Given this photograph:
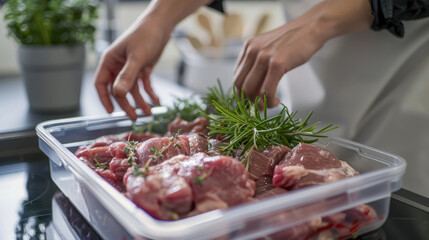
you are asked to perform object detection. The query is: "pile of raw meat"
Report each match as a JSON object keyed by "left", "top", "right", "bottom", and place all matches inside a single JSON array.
[{"left": 75, "top": 117, "right": 377, "bottom": 239}]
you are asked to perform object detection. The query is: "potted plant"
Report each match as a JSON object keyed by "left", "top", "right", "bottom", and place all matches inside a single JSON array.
[{"left": 3, "top": 0, "right": 98, "bottom": 113}]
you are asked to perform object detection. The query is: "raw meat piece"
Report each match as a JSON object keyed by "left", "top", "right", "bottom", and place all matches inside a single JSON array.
[
  {"left": 254, "top": 176, "right": 275, "bottom": 197},
  {"left": 273, "top": 143, "right": 358, "bottom": 190},
  {"left": 320, "top": 204, "right": 377, "bottom": 239},
  {"left": 188, "top": 133, "right": 209, "bottom": 155},
  {"left": 109, "top": 157, "right": 131, "bottom": 187},
  {"left": 76, "top": 146, "right": 112, "bottom": 168},
  {"left": 239, "top": 145, "right": 290, "bottom": 196},
  {"left": 76, "top": 141, "right": 141, "bottom": 192},
  {"left": 344, "top": 204, "right": 377, "bottom": 226},
  {"left": 76, "top": 145, "right": 124, "bottom": 190},
  {"left": 125, "top": 153, "right": 255, "bottom": 220},
  {"left": 135, "top": 136, "right": 190, "bottom": 166},
  {"left": 75, "top": 132, "right": 157, "bottom": 166},
  {"left": 108, "top": 142, "right": 129, "bottom": 159},
  {"left": 247, "top": 145, "right": 291, "bottom": 180},
  {"left": 95, "top": 168, "right": 124, "bottom": 192},
  {"left": 125, "top": 155, "right": 193, "bottom": 220},
  {"left": 187, "top": 154, "right": 256, "bottom": 217},
  {"left": 167, "top": 117, "right": 209, "bottom": 136},
  {"left": 91, "top": 132, "right": 158, "bottom": 148}
]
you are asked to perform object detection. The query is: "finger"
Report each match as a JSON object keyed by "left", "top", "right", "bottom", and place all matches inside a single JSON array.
[
  {"left": 115, "top": 95, "right": 138, "bottom": 121},
  {"left": 260, "top": 58, "right": 285, "bottom": 108},
  {"left": 130, "top": 84, "right": 152, "bottom": 116},
  {"left": 94, "top": 62, "right": 114, "bottom": 113},
  {"left": 241, "top": 51, "right": 270, "bottom": 101},
  {"left": 113, "top": 57, "right": 142, "bottom": 98},
  {"left": 233, "top": 39, "right": 250, "bottom": 75},
  {"left": 141, "top": 67, "right": 160, "bottom": 105},
  {"left": 233, "top": 45, "right": 258, "bottom": 92}
]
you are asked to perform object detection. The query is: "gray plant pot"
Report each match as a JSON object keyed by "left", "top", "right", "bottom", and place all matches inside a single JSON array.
[{"left": 18, "top": 44, "right": 85, "bottom": 113}]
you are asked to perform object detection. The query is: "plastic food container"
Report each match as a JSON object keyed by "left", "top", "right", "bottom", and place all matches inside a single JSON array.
[{"left": 36, "top": 112, "right": 406, "bottom": 240}]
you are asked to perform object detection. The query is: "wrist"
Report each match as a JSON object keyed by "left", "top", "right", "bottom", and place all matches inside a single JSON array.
[
  {"left": 141, "top": 0, "right": 213, "bottom": 32},
  {"left": 312, "top": 0, "right": 374, "bottom": 41}
]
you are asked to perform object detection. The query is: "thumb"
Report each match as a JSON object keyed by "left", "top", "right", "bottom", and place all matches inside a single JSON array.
[{"left": 113, "top": 57, "right": 142, "bottom": 98}]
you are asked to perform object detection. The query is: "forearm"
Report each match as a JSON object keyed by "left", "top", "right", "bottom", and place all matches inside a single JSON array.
[
  {"left": 137, "top": 0, "right": 214, "bottom": 32},
  {"left": 306, "top": 0, "right": 374, "bottom": 42}
]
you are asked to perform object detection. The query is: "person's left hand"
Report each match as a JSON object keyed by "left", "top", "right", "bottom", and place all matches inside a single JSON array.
[
  {"left": 233, "top": 0, "right": 374, "bottom": 107},
  {"left": 233, "top": 19, "right": 326, "bottom": 107}
]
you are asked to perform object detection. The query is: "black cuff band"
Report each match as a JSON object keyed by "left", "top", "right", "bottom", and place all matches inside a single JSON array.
[
  {"left": 207, "top": 0, "right": 224, "bottom": 13},
  {"left": 369, "top": 0, "right": 405, "bottom": 37}
]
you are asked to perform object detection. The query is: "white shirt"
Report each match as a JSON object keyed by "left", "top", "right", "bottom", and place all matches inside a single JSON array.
[{"left": 279, "top": 0, "right": 429, "bottom": 197}]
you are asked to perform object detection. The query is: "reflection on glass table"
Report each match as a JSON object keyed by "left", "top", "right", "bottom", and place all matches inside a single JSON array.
[{"left": 47, "top": 192, "right": 101, "bottom": 240}]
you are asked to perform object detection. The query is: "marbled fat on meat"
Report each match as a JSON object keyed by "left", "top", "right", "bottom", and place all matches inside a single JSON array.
[{"left": 273, "top": 143, "right": 359, "bottom": 190}]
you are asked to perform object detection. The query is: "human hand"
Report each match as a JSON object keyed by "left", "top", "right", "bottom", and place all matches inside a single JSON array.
[
  {"left": 95, "top": 0, "right": 214, "bottom": 120},
  {"left": 94, "top": 14, "right": 170, "bottom": 120},
  {"left": 233, "top": 0, "right": 373, "bottom": 107}
]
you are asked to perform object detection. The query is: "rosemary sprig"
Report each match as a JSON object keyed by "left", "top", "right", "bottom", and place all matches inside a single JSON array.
[
  {"left": 132, "top": 95, "right": 204, "bottom": 134},
  {"left": 203, "top": 79, "right": 235, "bottom": 114},
  {"left": 201, "top": 88, "right": 338, "bottom": 161},
  {"left": 122, "top": 141, "right": 145, "bottom": 177}
]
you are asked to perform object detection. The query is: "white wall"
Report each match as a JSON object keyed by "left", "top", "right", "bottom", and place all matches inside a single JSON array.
[{"left": 0, "top": 1, "right": 284, "bottom": 78}]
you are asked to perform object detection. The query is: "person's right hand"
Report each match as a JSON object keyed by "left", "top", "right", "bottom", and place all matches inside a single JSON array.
[
  {"left": 95, "top": 0, "right": 214, "bottom": 121},
  {"left": 95, "top": 14, "right": 171, "bottom": 120}
]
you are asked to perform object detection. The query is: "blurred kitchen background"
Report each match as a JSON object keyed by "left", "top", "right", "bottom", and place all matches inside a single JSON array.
[
  {"left": 0, "top": 0, "right": 286, "bottom": 134},
  {"left": 0, "top": 0, "right": 284, "bottom": 86}
]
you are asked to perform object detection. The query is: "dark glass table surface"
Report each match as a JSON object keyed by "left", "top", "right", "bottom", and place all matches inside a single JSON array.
[{"left": 1, "top": 147, "right": 429, "bottom": 240}]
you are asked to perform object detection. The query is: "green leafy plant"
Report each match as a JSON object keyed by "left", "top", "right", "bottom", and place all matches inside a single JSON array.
[{"left": 3, "top": 0, "right": 98, "bottom": 45}]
